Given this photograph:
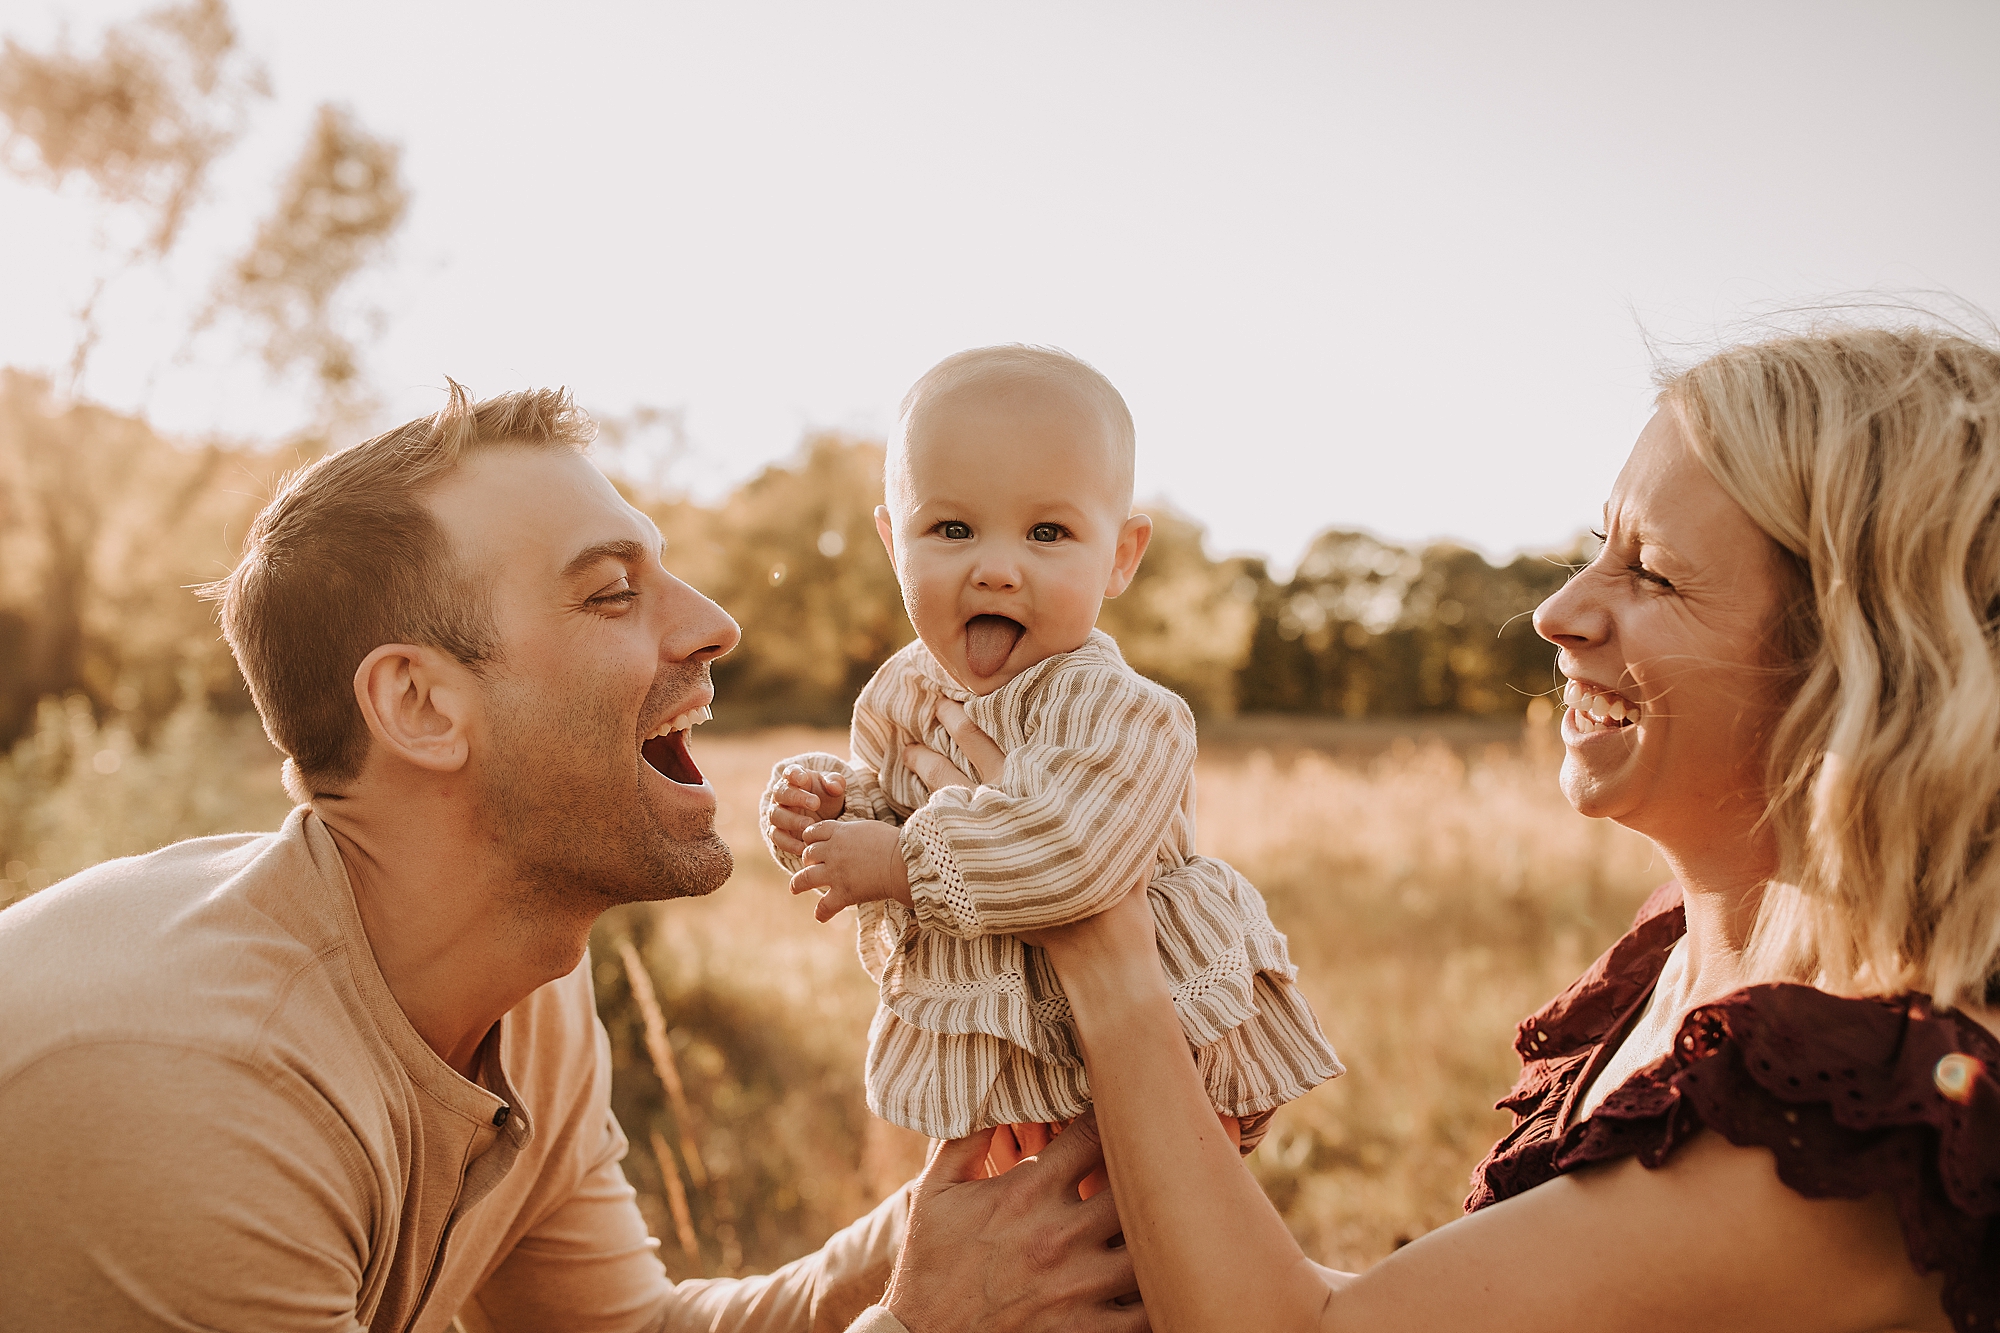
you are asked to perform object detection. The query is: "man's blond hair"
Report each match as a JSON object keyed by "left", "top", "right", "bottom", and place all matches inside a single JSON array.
[
  {"left": 202, "top": 381, "right": 594, "bottom": 794},
  {"left": 1665, "top": 327, "right": 2000, "bottom": 1008}
]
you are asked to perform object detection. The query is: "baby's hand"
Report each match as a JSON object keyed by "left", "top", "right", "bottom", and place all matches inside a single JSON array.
[
  {"left": 766, "top": 765, "right": 847, "bottom": 860},
  {"left": 791, "top": 820, "right": 911, "bottom": 922}
]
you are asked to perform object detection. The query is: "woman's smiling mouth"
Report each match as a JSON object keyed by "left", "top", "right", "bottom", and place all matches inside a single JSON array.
[{"left": 1562, "top": 679, "right": 1640, "bottom": 735}]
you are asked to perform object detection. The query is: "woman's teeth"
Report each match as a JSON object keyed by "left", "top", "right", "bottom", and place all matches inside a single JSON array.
[
  {"left": 651, "top": 704, "right": 712, "bottom": 738},
  {"left": 1561, "top": 680, "right": 1638, "bottom": 732}
]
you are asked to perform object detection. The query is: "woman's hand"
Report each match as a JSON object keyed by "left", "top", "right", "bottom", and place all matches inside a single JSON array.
[
  {"left": 901, "top": 698, "right": 1008, "bottom": 791},
  {"left": 1015, "top": 876, "right": 1163, "bottom": 1003}
]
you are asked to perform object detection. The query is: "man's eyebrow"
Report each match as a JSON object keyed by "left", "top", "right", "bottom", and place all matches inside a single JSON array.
[{"left": 559, "top": 538, "right": 653, "bottom": 580}]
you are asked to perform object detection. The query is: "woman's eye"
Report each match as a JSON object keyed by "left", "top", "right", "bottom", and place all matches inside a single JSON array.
[
  {"left": 940, "top": 521, "right": 972, "bottom": 540},
  {"left": 1629, "top": 563, "right": 1673, "bottom": 590},
  {"left": 1029, "top": 523, "right": 1065, "bottom": 543}
]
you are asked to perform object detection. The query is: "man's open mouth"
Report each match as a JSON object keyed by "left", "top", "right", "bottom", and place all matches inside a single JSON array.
[
  {"left": 642, "top": 705, "right": 711, "bottom": 785},
  {"left": 964, "top": 615, "right": 1025, "bottom": 678}
]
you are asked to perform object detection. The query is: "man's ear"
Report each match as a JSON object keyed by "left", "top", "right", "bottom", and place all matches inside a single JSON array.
[
  {"left": 874, "top": 505, "right": 897, "bottom": 565},
  {"left": 1103, "top": 513, "right": 1153, "bottom": 598},
  {"left": 353, "top": 644, "right": 474, "bottom": 776}
]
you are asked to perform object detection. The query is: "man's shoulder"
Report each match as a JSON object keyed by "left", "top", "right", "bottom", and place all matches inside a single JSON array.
[{"left": 0, "top": 809, "right": 363, "bottom": 1084}]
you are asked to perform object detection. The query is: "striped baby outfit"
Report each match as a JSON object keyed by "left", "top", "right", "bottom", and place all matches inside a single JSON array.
[{"left": 760, "top": 630, "right": 1341, "bottom": 1139}]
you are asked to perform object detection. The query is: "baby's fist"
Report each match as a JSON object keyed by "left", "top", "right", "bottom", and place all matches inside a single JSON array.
[
  {"left": 791, "top": 819, "right": 911, "bottom": 921},
  {"left": 766, "top": 765, "right": 846, "bottom": 860}
]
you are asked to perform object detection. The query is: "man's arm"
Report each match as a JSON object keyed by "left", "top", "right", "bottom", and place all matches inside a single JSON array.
[
  {"left": 0, "top": 1044, "right": 372, "bottom": 1333},
  {"left": 456, "top": 1112, "right": 909, "bottom": 1333},
  {"left": 461, "top": 1110, "right": 1144, "bottom": 1333}
]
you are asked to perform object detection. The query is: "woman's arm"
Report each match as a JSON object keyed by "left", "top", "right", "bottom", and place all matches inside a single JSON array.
[
  {"left": 1043, "top": 886, "right": 1950, "bottom": 1333},
  {"left": 1043, "top": 885, "right": 1343, "bottom": 1330}
]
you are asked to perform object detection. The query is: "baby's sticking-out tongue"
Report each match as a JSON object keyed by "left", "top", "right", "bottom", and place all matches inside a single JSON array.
[{"left": 964, "top": 615, "right": 1025, "bottom": 678}]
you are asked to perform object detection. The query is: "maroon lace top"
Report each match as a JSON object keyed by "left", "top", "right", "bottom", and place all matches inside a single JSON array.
[{"left": 1467, "top": 883, "right": 2000, "bottom": 1331}]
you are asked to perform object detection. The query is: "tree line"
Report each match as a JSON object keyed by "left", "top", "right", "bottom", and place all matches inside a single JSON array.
[{"left": 0, "top": 393, "right": 1578, "bottom": 750}]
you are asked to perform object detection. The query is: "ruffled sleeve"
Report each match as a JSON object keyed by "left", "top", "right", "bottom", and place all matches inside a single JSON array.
[{"left": 1563, "top": 987, "right": 1999, "bottom": 1332}]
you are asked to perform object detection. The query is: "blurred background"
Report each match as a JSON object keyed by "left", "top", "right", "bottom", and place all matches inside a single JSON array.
[{"left": 2, "top": 0, "right": 1995, "bottom": 1279}]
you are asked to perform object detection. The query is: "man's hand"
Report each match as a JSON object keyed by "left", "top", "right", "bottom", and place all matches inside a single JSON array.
[
  {"left": 792, "top": 819, "right": 911, "bottom": 921},
  {"left": 883, "top": 1113, "right": 1146, "bottom": 1333},
  {"left": 766, "top": 765, "right": 847, "bottom": 860}
]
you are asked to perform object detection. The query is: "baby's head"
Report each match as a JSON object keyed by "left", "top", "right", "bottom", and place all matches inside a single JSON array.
[{"left": 875, "top": 345, "right": 1152, "bottom": 695}]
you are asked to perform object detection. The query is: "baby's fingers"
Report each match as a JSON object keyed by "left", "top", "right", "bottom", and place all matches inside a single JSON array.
[
  {"left": 768, "top": 799, "right": 818, "bottom": 838},
  {"left": 776, "top": 772, "right": 825, "bottom": 813},
  {"left": 813, "top": 883, "right": 861, "bottom": 923},
  {"left": 789, "top": 863, "right": 833, "bottom": 897}
]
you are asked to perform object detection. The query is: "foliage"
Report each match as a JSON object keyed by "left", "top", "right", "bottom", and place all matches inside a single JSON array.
[
  {"left": 1236, "top": 530, "right": 1580, "bottom": 717},
  {"left": 0, "top": 392, "right": 1579, "bottom": 753},
  {"left": 0, "top": 369, "right": 289, "bottom": 741},
  {"left": 0, "top": 0, "right": 405, "bottom": 418},
  {"left": 0, "top": 687, "right": 291, "bottom": 907},
  {"left": 0, "top": 0, "right": 265, "bottom": 257},
  {"left": 206, "top": 101, "right": 409, "bottom": 408},
  {"left": 1096, "top": 506, "right": 1259, "bottom": 717}
]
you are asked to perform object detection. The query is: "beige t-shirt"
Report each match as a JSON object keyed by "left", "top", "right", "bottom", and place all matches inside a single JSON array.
[{"left": 0, "top": 807, "right": 909, "bottom": 1333}]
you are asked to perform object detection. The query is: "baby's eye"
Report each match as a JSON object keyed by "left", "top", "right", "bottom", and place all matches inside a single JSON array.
[
  {"left": 1029, "top": 523, "right": 1067, "bottom": 543},
  {"left": 939, "top": 521, "right": 972, "bottom": 540}
]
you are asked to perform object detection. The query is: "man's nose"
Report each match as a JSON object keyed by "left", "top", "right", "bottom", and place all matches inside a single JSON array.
[{"left": 661, "top": 575, "right": 741, "bottom": 663}]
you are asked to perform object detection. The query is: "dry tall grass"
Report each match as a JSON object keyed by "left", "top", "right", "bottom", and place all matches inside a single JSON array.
[{"left": 2, "top": 704, "right": 1662, "bottom": 1277}]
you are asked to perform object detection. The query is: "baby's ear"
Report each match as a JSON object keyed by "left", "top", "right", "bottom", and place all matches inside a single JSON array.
[
  {"left": 1103, "top": 513, "right": 1153, "bottom": 598},
  {"left": 874, "top": 505, "right": 896, "bottom": 563}
]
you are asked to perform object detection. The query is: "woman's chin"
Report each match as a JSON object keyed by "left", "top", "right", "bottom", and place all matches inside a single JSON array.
[{"left": 1558, "top": 735, "right": 1644, "bottom": 819}]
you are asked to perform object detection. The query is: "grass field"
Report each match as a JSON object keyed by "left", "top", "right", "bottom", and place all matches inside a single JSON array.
[{"left": 0, "top": 700, "right": 1664, "bottom": 1278}]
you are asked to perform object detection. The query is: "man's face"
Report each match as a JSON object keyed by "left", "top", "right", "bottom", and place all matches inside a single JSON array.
[{"left": 427, "top": 445, "right": 741, "bottom": 909}]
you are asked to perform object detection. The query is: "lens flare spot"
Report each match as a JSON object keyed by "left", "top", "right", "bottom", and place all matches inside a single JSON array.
[{"left": 1934, "top": 1052, "right": 1984, "bottom": 1104}]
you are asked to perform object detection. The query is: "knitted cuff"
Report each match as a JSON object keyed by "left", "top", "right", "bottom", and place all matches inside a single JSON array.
[{"left": 898, "top": 806, "right": 983, "bottom": 937}]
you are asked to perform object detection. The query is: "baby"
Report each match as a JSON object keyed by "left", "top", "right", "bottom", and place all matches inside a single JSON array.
[{"left": 759, "top": 345, "right": 1340, "bottom": 1158}]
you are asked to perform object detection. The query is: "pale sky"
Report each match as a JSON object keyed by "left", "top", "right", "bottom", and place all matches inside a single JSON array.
[{"left": 4, "top": 0, "right": 1997, "bottom": 572}]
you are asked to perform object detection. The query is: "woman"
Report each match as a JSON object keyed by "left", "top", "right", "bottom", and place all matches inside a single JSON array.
[{"left": 913, "top": 327, "right": 1999, "bottom": 1331}]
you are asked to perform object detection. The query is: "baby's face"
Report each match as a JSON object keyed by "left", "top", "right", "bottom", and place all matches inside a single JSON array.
[{"left": 876, "top": 381, "right": 1149, "bottom": 695}]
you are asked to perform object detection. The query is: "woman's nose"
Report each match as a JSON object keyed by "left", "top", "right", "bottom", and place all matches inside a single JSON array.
[{"left": 1533, "top": 567, "right": 1607, "bottom": 650}]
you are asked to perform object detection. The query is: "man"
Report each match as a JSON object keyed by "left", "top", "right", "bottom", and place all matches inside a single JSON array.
[{"left": 0, "top": 386, "right": 1144, "bottom": 1332}]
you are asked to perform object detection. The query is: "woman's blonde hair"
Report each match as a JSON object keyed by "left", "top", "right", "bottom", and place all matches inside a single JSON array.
[{"left": 1664, "top": 327, "right": 2000, "bottom": 1010}]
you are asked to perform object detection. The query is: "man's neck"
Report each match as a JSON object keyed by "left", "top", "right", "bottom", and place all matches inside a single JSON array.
[{"left": 314, "top": 791, "right": 592, "bottom": 1079}]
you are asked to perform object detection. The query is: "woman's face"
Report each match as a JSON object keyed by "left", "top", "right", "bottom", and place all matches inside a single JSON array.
[{"left": 1533, "top": 408, "right": 1794, "bottom": 849}]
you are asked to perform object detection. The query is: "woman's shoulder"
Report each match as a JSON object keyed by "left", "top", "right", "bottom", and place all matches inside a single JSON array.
[
  {"left": 1476, "top": 955, "right": 2000, "bottom": 1331},
  {"left": 1589, "top": 986, "right": 1997, "bottom": 1331}
]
